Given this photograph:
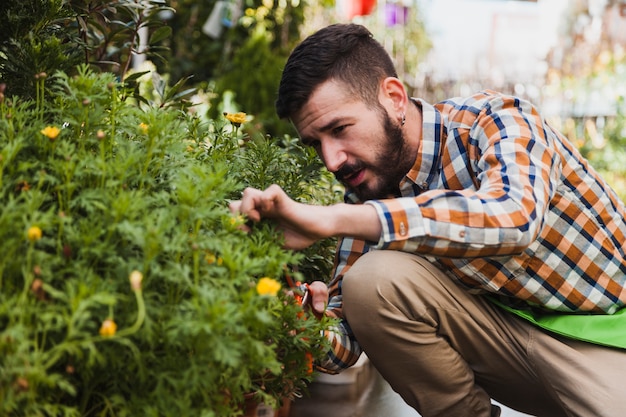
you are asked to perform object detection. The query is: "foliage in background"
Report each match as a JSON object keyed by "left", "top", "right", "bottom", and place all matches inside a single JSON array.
[
  {"left": 0, "top": 0, "right": 81, "bottom": 99},
  {"left": 575, "top": 95, "right": 626, "bottom": 202},
  {"left": 0, "top": 66, "right": 335, "bottom": 416},
  {"left": 543, "top": 1, "right": 626, "bottom": 202},
  {"left": 1, "top": 0, "right": 311, "bottom": 136},
  {"left": 0, "top": 0, "right": 174, "bottom": 100},
  {"left": 161, "top": 0, "right": 308, "bottom": 136}
]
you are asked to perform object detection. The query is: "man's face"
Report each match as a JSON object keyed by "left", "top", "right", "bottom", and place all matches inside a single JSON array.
[{"left": 292, "top": 80, "right": 414, "bottom": 201}]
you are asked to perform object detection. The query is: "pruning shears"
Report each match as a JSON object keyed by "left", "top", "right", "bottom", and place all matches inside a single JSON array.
[{"left": 285, "top": 270, "right": 323, "bottom": 319}]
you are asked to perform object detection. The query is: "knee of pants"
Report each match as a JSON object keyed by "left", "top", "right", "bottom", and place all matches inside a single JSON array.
[
  {"left": 342, "top": 251, "right": 425, "bottom": 329},
  {"left": 342, "top": 251, "right": 388, "bottom": 335},
  {"left": 343, "top": 250, "right": 387, "bottom": 297},
  {"left": 342, "top": 251, "right": 452, "bottom": 333}
]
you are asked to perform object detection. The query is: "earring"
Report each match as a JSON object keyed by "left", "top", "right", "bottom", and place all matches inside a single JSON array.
[{"left": 401, "top": 113, "right": 406, "bottom": 126}]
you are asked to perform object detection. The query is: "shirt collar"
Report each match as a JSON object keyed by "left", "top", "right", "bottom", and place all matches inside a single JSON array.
[{"left": 400, "top": 98, "right": 444, "bottom": 195}]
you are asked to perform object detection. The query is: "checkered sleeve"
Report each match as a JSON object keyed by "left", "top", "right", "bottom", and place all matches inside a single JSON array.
[
  {"left": 368, "top": 94, "right": 559, "bottom": 259},
  {"left": 316, "top": 235, "right": 369, "bottom": 373}
]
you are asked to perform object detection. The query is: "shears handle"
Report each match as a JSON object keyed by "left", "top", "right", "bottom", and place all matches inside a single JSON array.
[{"left": 297, "top": 283, "right": 323, "bottom": 319}]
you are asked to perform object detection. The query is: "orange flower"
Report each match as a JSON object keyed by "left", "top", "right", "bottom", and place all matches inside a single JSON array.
[
  {"left": 224, "top": 112, "right": 246, "bottom": 126},
  {"left": 99, "top": 318, "right": 117, "bottom": 337},
  {"left": 205, "top": 251, "right": 223, "bottom": 265},
  {"left": 41, "top": 126, "right": 60, "bottom": 140},
  {"left": 304, "top": 352, "right": 314, "bottom": 375},
  {"left": 138, "top": 122, "right": 149, "bottom": 134},
  {"left": 256, "top": 277, "right": 281, "bottom": 297},
  {"left": 16, "top": 180, "right": 30, "bottom": 192}
]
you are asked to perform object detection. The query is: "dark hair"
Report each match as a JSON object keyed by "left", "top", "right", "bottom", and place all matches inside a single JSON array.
[{"left": 275, "top": 24, "right": 398, "bottom": 120}]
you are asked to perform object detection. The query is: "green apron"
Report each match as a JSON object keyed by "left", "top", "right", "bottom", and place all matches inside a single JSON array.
[{"left": 489, "top": 298, "right": 626, "bottom": 349}]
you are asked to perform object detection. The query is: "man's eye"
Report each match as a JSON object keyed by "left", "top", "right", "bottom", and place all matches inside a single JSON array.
[{"left": 332, "top": 125, "right": 346, "bottom": 135}]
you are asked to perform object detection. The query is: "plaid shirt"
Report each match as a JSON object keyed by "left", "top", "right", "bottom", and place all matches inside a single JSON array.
[{"left": 319, "top": 90, "right": 626, "bottom": 373}]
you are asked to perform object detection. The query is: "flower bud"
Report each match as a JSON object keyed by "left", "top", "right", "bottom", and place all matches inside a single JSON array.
[
  {"left": 99, "top": 318, "right": 117, "bottom": 337},
  {"left": 129, "top": 270, "right": 143, "bottom": 291}
]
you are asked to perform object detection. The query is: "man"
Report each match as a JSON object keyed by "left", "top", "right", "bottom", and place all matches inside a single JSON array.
[{"left": 230, "top": 24, "right": 626, "bottom": 417}]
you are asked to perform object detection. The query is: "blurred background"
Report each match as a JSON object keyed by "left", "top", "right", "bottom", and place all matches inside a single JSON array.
[
  {"left": 2, "top": 0, "right": 625, "bottom": 192},
  {"left": 158, "top": 0, "right": 626, "bottom": 199}
]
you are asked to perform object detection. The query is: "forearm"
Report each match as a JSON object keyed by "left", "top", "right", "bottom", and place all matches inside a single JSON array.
[{"left": 328, "top": 202, "right": 381, "bottom": 242}]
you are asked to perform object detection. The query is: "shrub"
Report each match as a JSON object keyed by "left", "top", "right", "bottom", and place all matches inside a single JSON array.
[{"left": 0, "top": 66, "right": 335, "bottom": 416}]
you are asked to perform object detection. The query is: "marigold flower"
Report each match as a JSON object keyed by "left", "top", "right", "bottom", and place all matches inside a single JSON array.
[
  {"left": 31, "top": 278, "right": 46, "bottom": 301},
  {"left": 41, "top": 126, "right": 60, "bottom": 140},
  {"left": 224, "top": 112, "right": 246, "bottom": 126},
  {"left": 206, "top": 252, "right": 216, "bottom": 264},
  {"left": 138, "top": 122, "right": 149, "bottom": 134},
  {"left": 16, "top": 180, "right": 30, "bottom": 192},
  {"left": 205, "top": 251, "right": 223, "bottom": 265},
  {"left": 99, "top": 318, "right": 117, "bottom": 337},
  {"left": 229, "top": 214, "right": 244, "bottom": 226},
  {"left": 15, "top": 377, "right": 29, "bottom": 392},
  {"left": 27, "top": 226, "right": 42, "bottom": 242},
  {"left": 305, "top": 351, "right": 314, "bottom": 375},
  {"left": 256, "top": 277, "right": 281, "bottom": 297},
  {"left": 129, "top": 270, "right": 143, "bottom": 291}
]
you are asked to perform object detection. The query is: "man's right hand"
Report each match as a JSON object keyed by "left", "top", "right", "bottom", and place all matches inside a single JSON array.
[{"left": 228, "top": 184, "right": 382, "bottom": 250}]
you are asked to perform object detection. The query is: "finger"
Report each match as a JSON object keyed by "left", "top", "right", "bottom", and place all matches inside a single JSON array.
[
  {"left": 228, "top": 200, "right": 242, "bottom": 214},
  {"left": 308, "top": 281, "right": 329, "bottom": 315},
  {"left": 239, "top": 188, "right": 262, "bottom": 222}
]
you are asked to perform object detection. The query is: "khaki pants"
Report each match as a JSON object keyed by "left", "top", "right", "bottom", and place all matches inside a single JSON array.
[{"left": 342, "top": 251, "right": 626, "bottom": 417}]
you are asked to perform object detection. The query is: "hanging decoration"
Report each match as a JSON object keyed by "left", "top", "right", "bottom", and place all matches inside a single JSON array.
[
  {"left": 202, "top": 0, "right": 242, "bottom": 39},
  {"left": 385, "top": 2, "right": 410, "bottom": 27},
  {"left": 338, "top": 0, "right": 377, "bottom": 20}
]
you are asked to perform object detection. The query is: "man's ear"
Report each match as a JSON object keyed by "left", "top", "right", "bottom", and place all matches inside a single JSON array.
[{"left": 378, "top": 77, "right": 408, "bottom": 114}]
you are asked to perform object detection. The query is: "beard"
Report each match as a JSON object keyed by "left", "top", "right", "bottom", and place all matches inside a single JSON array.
[{"left": 335, "top": 109, "right": 415, "bottom": 201}]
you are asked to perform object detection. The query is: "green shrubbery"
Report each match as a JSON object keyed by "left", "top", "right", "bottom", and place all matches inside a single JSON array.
[
  {"left": 0, "top": 65, "right": 338, "bottom": 416},
  {"left": 1, "top": 1, "right": 342, "bottom": 415}
]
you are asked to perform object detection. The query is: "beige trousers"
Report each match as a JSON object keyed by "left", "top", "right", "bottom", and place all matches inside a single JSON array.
[{"left": 341, "top": 251, "right": 626, "bottom": 417}]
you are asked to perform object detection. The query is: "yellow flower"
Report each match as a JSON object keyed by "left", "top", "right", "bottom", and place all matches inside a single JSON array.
[
  {"left": 205, "top": 251, "right": 224, "bottom": 266},
  {"left": 229, "top": 214, "right": 244, "bottom": 226},
  {"left": 138, "top": 122, "right": 149, "bottom": 134},
  {"left": 129, "top": 270, "right": 143, "bottom": 291},
  {"left": 256, "top": 277, "right": 281, "bottom": 297},
  {"left": 224, "top": 112, "right": 247, "bottom": 126},
  {"left": 99, "top": 318, "right": 117, "bottom": 337},
  {"left": 41, "top": 126, "right": 60, "bottom": 140},
  {"left": 27, "top": 226, "right": 42, "bottom": 242}
]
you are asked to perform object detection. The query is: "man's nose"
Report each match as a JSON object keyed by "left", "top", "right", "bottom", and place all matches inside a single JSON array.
[{"left": 320, "top": 140, "right": 347, "bottom": 173}]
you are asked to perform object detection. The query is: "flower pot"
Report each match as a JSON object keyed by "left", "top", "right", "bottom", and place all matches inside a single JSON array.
[{"left": 242, "top": 394, "right": 291, "bottom": 417}]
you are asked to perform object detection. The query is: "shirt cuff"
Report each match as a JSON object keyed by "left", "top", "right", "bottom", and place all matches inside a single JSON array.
[{"left": 365, "top": 199, "right": 427, "bottom": 249}]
